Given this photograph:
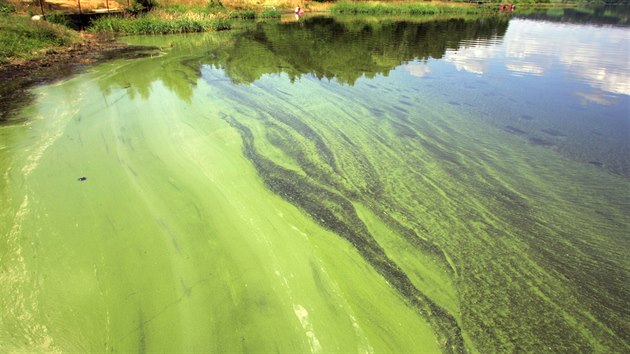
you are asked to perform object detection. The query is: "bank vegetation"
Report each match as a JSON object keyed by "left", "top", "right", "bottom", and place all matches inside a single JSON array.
[{"left": 0, "top": 0, "right": 622, "bottom": 63}]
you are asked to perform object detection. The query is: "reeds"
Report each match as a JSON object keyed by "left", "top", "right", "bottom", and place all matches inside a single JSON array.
[{"left": 88, "top": 14, "right": 231, "bottom": 34}]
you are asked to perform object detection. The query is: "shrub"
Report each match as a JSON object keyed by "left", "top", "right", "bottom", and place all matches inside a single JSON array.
[
  {"left": 205, "top": 0, "right": 224, "bottom": 13},
  {"left": 46, "top": 13, "right": 72, "bottom": 28},
  {"left": 260, "top": 8, "right": 281, "bottom": 18},
  {"left": 230, "top": 10, "right": 256, "bottom": 19},
  {"left": 135, "top": 0, "right": 157, "bottom": 10},
  {"left": 0, "top": 0, "right": 16, "bottom": 15}
]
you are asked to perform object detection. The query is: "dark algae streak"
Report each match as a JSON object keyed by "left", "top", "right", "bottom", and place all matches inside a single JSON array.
[
  {"left": 222, "top": 113, "right": 466, "bottom": 353},
  {"left": 186, "top": 15, "right": 629, "bottom": 352}
]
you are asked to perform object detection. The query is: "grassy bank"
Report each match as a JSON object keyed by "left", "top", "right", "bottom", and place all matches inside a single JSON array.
[
  {"left": 0, "top": 0, "right": 578, "bottom": 61},
  {"left": 87, "top": 1, "right": 282, "bottom": 35},
  {"left": 0, "top": 8, "right": 81, "bottom": 63}
]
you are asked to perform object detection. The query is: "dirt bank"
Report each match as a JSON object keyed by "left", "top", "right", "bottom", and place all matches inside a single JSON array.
[{"left": 1, "top": 32, "right": 122, "bottom": 69}]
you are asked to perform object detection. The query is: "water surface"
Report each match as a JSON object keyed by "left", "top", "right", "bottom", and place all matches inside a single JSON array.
[{"left": 1, "top": 14, "right": 628, "bottom": 353}]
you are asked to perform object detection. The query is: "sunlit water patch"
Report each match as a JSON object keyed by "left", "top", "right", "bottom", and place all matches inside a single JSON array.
[{"left": 1, "top": 13, "right": 628, "bottom": 353}]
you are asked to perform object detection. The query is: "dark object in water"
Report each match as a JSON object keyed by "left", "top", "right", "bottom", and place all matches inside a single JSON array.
[
  {"left": 528, "top": 137, "right": 554, "bottom": 146},
  {"left": 504, "top": 126, "right": 527, "bottom": 135},
  {"left": 588, "top": 161, "right": 603, "bottom": 167},
  {"left": 542, "top": 129, "right": 566, "bottom": 137},
  {"left": 77, "top": 177, "right": 87, "bottom": 181}
]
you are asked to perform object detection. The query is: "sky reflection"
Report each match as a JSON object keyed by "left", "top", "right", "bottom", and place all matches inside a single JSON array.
[{"left": 443, "top": 19, "right": 630, "bottom": 99}]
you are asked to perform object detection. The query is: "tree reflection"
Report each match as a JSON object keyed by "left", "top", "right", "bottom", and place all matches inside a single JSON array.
[
  {"left": 93, "top": 16, "right": 509, "bottom": 102},
  {"left": 96, "top": 46, "right": 200, "bottom": 103},
  {"left": 200, "top": 16, "right": 509, "bottom": 85}
]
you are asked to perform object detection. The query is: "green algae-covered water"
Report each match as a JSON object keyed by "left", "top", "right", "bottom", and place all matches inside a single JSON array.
[{"left": 1, "top": 14, "right": 629, "bottom": 353}]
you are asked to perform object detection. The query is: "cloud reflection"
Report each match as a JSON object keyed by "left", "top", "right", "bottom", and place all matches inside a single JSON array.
[
  {"left": 443, "top": 39, "right": 503, "bottom": 74},
  {"left": 404, "top": 62, "right": 432, "bottom": 77},
  {"left": 443, "top": 19, "right": 630, "bottom": 98},
  {"left": 575, "top": 91, "right": 616, "bottom": 106},
  {"left": 504, "top": 62, "right": 544, "bottom": 76}
]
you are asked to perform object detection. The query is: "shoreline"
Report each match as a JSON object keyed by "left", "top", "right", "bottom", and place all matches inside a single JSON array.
[
  {"left": 0, "top": 32, "right": 124, "bottom": 78},
  {"left": 0, "top": 32, "right": 151, "bottom": 124}
]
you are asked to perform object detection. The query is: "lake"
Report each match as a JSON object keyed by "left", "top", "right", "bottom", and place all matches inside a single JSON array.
[{"left": 1, "top": 9, "right": 628, "bottom": 353}]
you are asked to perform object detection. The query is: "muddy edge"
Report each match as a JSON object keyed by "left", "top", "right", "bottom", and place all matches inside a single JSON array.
[{"left": 0, "top": 33, "right": 148, "bottom": 124}]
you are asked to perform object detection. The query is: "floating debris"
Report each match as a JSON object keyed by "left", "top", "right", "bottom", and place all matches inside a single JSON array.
[
  {"left": 542, "top": 129, "right": 567, "bottom": 137},
  {"left": 504, "top": 126, "right": 527, "bottom": 136}
]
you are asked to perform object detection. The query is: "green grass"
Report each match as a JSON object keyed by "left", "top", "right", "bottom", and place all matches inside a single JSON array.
[
  {"left": 0, "top": 14, "right": 80, "bottom": 63},
  {"left": 0, "top": 0, "right": 15, "bottom": 15},
  {"left": 260, "top": 8, "right": 281, "bottom": 18},
  {"left": 331, "top": 2, "right": 487, "bottom": 15},
  {"left": 88, "top": 15, "right": 231, "bottom": 34}
]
